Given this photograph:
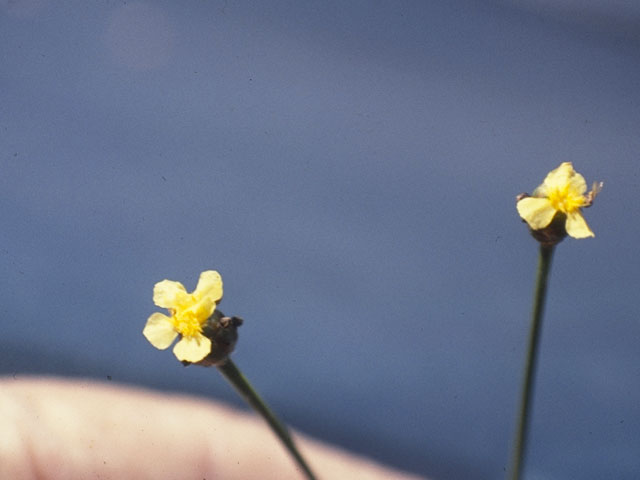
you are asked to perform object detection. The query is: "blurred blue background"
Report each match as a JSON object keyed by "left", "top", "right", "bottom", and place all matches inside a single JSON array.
[{"left": 2, "top": 1, "right": 639, "bottom": 478}]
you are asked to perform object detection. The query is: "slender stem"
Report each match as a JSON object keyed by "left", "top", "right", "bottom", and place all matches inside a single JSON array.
[
  {"left": 509, "top": 244, "right": 555, "bottom": 480},
  {"left": 217, "top": 359, "right": 317, "bottom": 480}
]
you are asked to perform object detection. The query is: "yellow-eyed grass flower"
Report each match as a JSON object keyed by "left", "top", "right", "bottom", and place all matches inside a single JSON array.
[
  {"left": 142, "top": 270, "right": 317, "bottom": 480},
  {"left": 143, "top": 270, "right": 223, "bottom": 363},
  {"left": 517, "top": 162, "right": 602, "bottom": 245},
  {"left": 510, "top": 163, "right": 601, "bottom": 480}
]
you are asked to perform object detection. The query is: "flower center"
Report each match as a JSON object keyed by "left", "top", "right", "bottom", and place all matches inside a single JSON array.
[
  {"left": 171, "top": 307, "right": 204, "bottom": 338},
  {"left": 547, "top": 185, "right": 584, "bottom": 214}
]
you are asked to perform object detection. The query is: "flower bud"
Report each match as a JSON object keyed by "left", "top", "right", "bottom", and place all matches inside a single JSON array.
[{"left": 183, "top": 310, "right": 244, "bottom": 367}]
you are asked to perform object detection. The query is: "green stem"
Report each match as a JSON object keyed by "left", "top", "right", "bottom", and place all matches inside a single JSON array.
[
  {"left": 509, "top": 244, "right": 555, "bottom": 480},
  {"left": 217, "top": 359, "right": 317, "bottom": 480}
]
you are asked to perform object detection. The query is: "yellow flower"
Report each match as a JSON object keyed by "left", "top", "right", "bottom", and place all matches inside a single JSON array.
[
  {"left": 517, "top": 162, "right": 601, "bottom": 239},
  {"left": 143, "top": 270, "right": 223, "bottom": 362}
]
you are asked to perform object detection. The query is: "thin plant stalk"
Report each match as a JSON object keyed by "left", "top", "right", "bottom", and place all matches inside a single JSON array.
[
  {"left": 509, "top": 244, "right": 555, "bottom": 480},
  {"left": 217, "top": 359, "right": 317, "bottom": 480}
]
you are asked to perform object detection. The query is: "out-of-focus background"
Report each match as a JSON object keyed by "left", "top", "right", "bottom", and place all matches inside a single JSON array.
[{"left": 2, "top": 1, "right": 639, "bottom": 478}]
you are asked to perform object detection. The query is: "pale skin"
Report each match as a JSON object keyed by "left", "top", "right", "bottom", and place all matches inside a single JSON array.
[{"left": 0, "top": 377, "right": 426, "bottom": 480}]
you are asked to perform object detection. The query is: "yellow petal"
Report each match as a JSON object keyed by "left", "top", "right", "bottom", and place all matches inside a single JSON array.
[
  {"left": 153, "top": 280, "right": 188, "bottom": 309},
  {"left": 542, "top": 162, "right": 573, "bottom": 189},
  {"left": 516, "top": 197, "right": 557, "bottom": 229},
  {"left": 189, "top": 270, "right": 223, "bottom": 319},
  {"left": 143, "top": 313, "right": 178, "bottom": 349},
  {"left": 173, "top": 334, "right": 212, "bottom": 362},
  {"left": 194, "top": 271, "right": 223, "bottom": 302},
  {"left": 567, "top": 170, "right": 587, "bottom": 197},
  {"left": 565, "top": 211, "right": 594, "bottom": 238}
]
